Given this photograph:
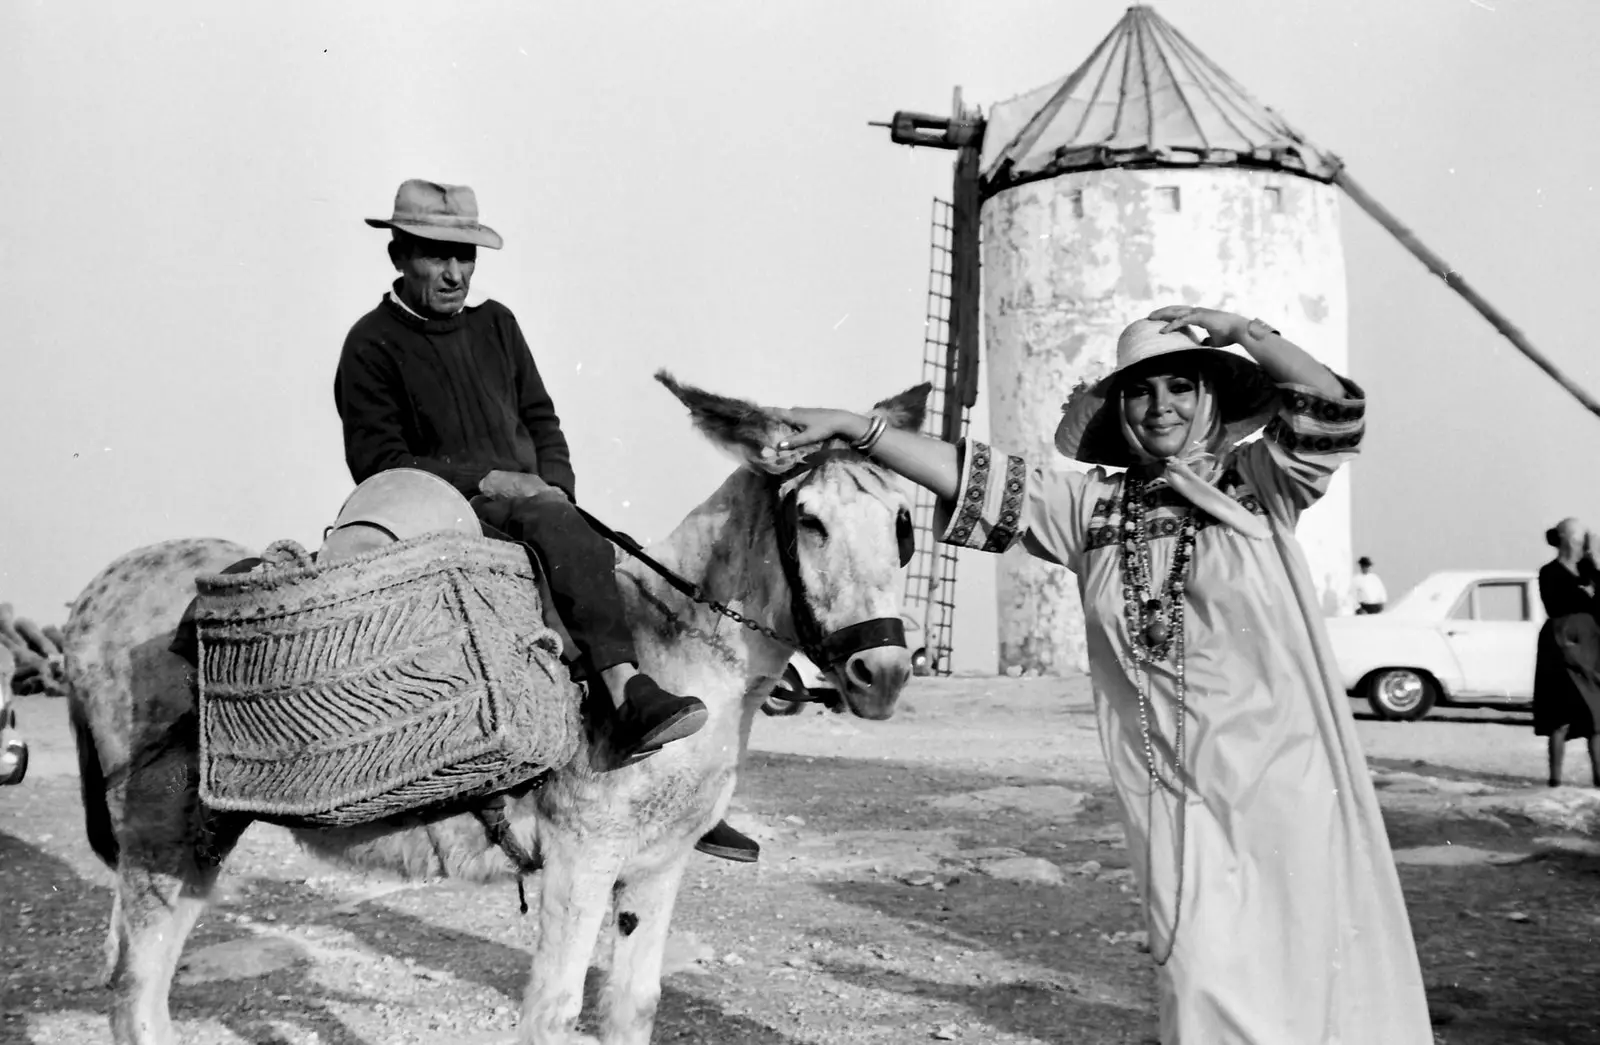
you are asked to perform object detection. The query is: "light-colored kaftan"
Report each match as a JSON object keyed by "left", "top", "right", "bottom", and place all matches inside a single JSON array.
[{"left": 938, "top": 376, "right": 1432, "bottom": 1044}]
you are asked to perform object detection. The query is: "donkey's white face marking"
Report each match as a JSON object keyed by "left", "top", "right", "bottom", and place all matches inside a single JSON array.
[
  {"left": 784, "top": 458, "right": 914, "bottom": 717},
  {"left": 787, "top": 458, "right": 909, "bottom": 630}
]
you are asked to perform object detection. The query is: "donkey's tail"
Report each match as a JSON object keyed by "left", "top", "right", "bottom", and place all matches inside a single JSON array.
[{"left": 67, "top": 692, "right": 120, "bottom": 868}]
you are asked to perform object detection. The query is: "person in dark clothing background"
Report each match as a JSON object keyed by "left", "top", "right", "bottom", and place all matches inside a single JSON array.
[
  {"left": 333, "top": 179, "right": 756, "bottom": 861},
  {"left": 1533, "top": 517, "right": 1600, "bottom": 788}
]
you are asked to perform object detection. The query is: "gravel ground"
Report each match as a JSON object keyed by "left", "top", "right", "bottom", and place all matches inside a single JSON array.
[{"left": 3, "top": 678, "right": 1598, "bottom": 1044}]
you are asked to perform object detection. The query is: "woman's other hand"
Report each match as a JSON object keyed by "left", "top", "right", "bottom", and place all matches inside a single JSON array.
[
  {"left": 771, "top": 408, "right": 870, "bottom": 452},
  {"left": 1148, "top": 305, "right": 1246, "bottom": 348}
]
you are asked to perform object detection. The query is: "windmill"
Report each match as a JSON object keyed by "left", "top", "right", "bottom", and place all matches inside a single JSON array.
[{"left": 877, "top": 4, "right": 1597, "bottom": 675}]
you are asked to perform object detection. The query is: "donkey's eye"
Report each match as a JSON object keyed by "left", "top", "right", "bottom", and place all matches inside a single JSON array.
[{"left": 799, "top": 515, "right": 828, "bottom": 540}]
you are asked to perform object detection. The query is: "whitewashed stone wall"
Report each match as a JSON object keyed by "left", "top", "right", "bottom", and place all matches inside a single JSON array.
[{"left": 980, "top": 166, "right": 1352, "bottom": 675}]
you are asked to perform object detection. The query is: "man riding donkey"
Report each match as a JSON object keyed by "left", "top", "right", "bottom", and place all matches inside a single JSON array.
[{"left": 331, "top": 178, "right": 757, "bottom": 862}]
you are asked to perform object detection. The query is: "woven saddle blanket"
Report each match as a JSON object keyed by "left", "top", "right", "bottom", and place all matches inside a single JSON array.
[{"left": 180, "top": 532, "right": 583, "bottom": 829}]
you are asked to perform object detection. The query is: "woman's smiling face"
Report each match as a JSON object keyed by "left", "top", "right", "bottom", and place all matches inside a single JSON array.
[{"left": 1120, "top": 366, "right": 1200, "bottom": 459}]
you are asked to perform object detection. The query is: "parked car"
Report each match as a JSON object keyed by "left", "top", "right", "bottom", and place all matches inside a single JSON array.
[
  {"left": 761, "top": 613, "right": 930, "bottom": 717},
  {"left": 1323, "top": 570, "right": 1543, "bottom": 721}
]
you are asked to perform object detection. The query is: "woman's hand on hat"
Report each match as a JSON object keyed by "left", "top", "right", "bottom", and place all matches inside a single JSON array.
[
  {"left": 770, "top": 408, "right": 870, "bottom": 453},
  {"left": 1148, "top": 305, "right": 1245, "bottom": 348}
]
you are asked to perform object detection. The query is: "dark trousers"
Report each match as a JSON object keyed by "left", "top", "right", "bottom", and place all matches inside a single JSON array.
[{"left": 472, "top": 494, "right": 638, "bottom": 672}]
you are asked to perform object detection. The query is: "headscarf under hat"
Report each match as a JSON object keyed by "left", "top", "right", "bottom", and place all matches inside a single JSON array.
[
  {"left": 1115, "top": 373, "right": 1271, "bottom": 541},
  {"left": 1056, "top": 319, "right": 1278, "bottom": 541}
]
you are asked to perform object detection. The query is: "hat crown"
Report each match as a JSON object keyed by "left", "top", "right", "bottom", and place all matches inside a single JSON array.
[
  {"left": 1114, "top": 319, "right": 1205, "bottom": 373},
  {"left": 391, "top": 179, "right": 481, "bottom": 228}
]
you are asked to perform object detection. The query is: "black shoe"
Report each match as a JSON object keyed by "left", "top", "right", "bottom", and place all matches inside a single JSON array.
[
  {"left": 695, "top": 819, "right": 760, "bottom": 863},
  {"left": 612, "top": 675, "right": 708, "bottom": 762}
]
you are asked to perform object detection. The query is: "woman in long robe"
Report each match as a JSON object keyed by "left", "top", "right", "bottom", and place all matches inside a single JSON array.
[
  {"left": 1532, "top": 518, "right": 1600, "bottom": 787},
  {"left": 776, "top": 305, "right": 1432, "bottom": 1044}
]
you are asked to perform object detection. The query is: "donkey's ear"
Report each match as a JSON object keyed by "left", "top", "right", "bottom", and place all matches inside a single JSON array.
[
  {"left": 869, "top": 382, "right": 932, "bottom": 434},
  {"left": 656, "top": 370, "right": 808, "bottom": 474}
]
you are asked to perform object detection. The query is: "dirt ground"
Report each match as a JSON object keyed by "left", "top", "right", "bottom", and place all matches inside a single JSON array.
[{"left": 4, "top": 677, "right": 1599, "bottom": 1045}]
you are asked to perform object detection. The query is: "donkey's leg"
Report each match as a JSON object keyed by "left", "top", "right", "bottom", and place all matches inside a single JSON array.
[
  {"left": 109, "top": 862, "right": 218, "bottom": 1044},
  {"left": 596, "top": 857, "right": 688, "bottom": 1045},
  {"left": 519, "top": 837, "right": 619, "bottom": 1045},
  {"left": 107, "top": 781, "right": 246, "bottom": 1044}
]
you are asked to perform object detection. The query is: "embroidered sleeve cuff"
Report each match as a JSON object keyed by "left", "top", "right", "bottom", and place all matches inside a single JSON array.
[
  {"left": 1263, "top": 375, "right": 1366, "bottom": 455},
  {"left": 936, "top": 440, "right": 1030, "bottom": 553}
]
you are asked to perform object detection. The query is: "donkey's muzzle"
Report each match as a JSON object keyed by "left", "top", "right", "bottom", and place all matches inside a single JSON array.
[{"left": 838, "top": 645, "right": 912, "bottom": 720}]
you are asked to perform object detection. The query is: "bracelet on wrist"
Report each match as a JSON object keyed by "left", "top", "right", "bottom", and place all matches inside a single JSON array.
[
  {"left": 1246, "top": 317, "right": 1281, "bottom": 340},
  {"left": 852, "top": 415, "right": 888, "bottom": 455}
]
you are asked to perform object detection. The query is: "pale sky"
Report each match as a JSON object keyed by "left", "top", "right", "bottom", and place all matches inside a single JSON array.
[{"left": 4, "top": 0, "right": 1596, "bottom": 672}]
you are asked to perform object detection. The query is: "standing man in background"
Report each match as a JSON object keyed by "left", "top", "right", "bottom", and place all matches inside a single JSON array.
[{"left": 1353, "top": 556, "right": 1388, "bottom": 614}]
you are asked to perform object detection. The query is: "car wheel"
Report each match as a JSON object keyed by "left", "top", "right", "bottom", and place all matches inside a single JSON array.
[
  {"left": 0, "top": 724, "right": 27, "bottom": 786},
  {"left": 1365, "top": 669, "right": 1438, "bottom": 722},
  {"left": 761, "top": 664, "right": 810, "bottom": 717}
]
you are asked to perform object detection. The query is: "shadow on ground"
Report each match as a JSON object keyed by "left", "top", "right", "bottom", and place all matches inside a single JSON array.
[
  {"left": 738, "top": 750, "right": 1600, "bottom": 1045},
  {"left": 4, "top": 775, "right": 809, "bottom": 1044},
  {"left": 8, "top": 738, "right": 1599, "bottom": 1045}
]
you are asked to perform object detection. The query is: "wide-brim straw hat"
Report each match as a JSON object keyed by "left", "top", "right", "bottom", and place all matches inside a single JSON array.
[
  {"left": 1054, "top": 319, "right": 1278, "bottom": 467},
  {"left": 365, "top": 179, "right": 504, "bottom": 250}
]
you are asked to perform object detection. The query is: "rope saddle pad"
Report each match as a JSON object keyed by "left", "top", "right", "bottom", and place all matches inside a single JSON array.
[{"left": 192, "top": 531, "right": 581, "bottom": 828}]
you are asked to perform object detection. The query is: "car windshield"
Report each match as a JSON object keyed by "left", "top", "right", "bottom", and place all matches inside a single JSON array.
[{"left": 1387, "top": 575, "right": 1478, "bottom": 620}]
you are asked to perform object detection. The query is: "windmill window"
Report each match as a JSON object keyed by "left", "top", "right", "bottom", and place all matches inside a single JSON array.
[
  {"left": 1264, "top": 186, "right": 1284, "bottom": 212},
  {"left": 1154, "top": 186, "right": 1181, "bottom": 213},
  {"left": 1068, "top": 190, "right": 1084, "bottom": 218}
]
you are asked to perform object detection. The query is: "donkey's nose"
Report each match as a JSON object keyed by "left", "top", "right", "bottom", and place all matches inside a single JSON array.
[{"left": 844, "top": 647, "right": 911, "bottom": 704}]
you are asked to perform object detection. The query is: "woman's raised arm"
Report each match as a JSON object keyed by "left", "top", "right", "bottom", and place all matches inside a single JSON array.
[
  {"left": 774, "top": 408, "right": 962, "bottom": 502},
  {"left": 1149, "top": 305, "right": 1345, "bottom": 398}
]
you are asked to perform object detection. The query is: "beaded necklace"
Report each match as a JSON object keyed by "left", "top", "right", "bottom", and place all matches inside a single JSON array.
[{"left": 1118, "top": 472, "right": 1196, "bottom": 966}]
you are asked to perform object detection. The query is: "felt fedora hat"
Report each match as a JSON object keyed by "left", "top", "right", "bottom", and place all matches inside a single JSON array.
[
  {"left": 1053, "top": 319, "right": 1278, "bottom": 467},
  {"left": 365, "top": 179, "right": 504, "bottom": 249}
]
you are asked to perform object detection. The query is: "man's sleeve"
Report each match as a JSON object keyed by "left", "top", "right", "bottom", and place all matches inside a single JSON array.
[{"left": 507, "top": 315, "right": 577, "bottom": 502}]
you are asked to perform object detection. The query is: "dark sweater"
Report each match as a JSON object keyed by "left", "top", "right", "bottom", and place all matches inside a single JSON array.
[{"left": 333, "top": 287, "right": 576, "bottom": 501}]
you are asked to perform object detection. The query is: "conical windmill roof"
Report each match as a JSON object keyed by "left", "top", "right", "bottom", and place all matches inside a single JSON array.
[{"left": 980, "top": 5, "right": 1342, "bottom": 197}]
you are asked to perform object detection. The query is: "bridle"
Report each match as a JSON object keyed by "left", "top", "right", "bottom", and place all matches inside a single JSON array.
[
  {"left": 767, "top": 448, "right": 911, "bottom": 671},
  {"left": 575, "top": 446, "right": 912, "bottom": 674}
]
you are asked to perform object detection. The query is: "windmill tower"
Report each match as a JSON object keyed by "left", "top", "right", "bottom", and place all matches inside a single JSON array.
[
  {"left": 882, "top": 5, "right": 1593, "bottom": 677},
  {"left": 979, "top": 6, "right": 1351, "bottom": 673}
]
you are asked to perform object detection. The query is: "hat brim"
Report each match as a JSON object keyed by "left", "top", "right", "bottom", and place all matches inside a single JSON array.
[
  {"left": 366, "top": 218, "right": 503, "bottom": 250},
  {"left": 1054, "top": 347, "right": 1278, "bottom": 467}
]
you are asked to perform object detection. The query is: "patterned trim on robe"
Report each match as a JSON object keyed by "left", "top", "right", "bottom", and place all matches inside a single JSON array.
[
  {"left": 941, "top": 442, "right": 1030, "bottom": 553},
  {"left": 1262, "top": 378, "right": 1367, "bottom": 454},
  {"left": 1082, "top": 466, "right": 1266, "bottom": 551},
  {"left": 936, "top": 379, "right": 1365, "bottom": 555}
]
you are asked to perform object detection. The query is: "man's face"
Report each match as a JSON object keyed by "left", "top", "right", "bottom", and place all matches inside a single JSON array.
[{"left": 393, "top": 236, "right": 477, "bottom": 317}]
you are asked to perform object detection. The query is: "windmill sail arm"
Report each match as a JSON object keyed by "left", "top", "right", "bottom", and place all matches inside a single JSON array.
[{"left": 1334, "top": 167, "right": 1600, "bottom": 421}]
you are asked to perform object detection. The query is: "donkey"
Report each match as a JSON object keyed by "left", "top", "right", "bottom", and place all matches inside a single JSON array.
[{"left": 64, "top": 372, "right": 928, "bottom": 1045}]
